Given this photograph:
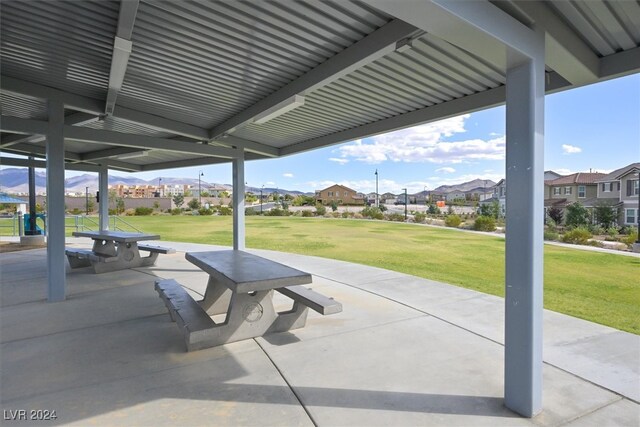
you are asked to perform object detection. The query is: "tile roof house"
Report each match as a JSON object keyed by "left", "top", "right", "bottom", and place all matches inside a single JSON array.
[
  {"left": 595, "top": 163, "right": 640, "bottom": 226},
  {"left": 544, "top": 172, "right": 605, "bottom": 209}
]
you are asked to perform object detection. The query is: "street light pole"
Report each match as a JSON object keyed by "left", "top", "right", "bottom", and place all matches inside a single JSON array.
[
  {"left": 636, "top": 171, "right": 640, "bottom": 244},
  {"left": 198, "top": 171, "right": 204, "bottom": 207},
  {"left": 158, "top": 177, "right": 162, "bottom": 197},
  {"left": 85, "top": 186, "right": 89, "bottom": 215},
  {"left": 260, "top": 185, "right": 264, "bottom": 214},
  {"left": 403, "top": 188, "right": 407, "bottom": 221},
  {"left": 375, "top": 169, "right": 379, "bottom": 208},
  {"left": 424, "top": 185, "right": 428, "bottom": 206}
]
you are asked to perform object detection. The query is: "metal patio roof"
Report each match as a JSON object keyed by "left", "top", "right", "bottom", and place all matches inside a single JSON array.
[{"left": 1, "top": 0, "right": 639, "bottom": 172}]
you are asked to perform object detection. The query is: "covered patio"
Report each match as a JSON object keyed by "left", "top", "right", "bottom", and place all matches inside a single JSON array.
[
  {"left": 1, "top": 0, "right": 639, "bottom": 421},
  {"left": 2, "top": 241, "right": 638, "bottom": 425}
]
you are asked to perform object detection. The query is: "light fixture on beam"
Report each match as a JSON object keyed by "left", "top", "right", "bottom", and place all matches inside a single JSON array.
[
  {"left": 252, "top": 95, "right": 305, "bottom": 125},
  {"left": 115, "top": 150, "right": 148, "bottom": 160},
  {"left": 395, "top": 38, "right": 413, "bottom": 53}
]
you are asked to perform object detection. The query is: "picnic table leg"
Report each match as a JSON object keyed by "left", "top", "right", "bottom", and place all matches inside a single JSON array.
[
  {"left": 198, "top": 276, "right": 232, "bottom": 316},
  {"left": 269, "top": 302, "right": 309, "bottom": 333},
  {"left": 219, "top": 290, "right": 278, "bottom": 343},
  {"left": 91, "top": 239, "right": 117, "bottom": 257}
]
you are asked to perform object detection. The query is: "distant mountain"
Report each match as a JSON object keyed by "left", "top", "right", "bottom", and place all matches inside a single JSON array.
[
  {"left": 432, "top": 178, "right": 496, "bottom": 194},
  {"left": 0, "top": 168, "right": 309, "bottom": 196}
]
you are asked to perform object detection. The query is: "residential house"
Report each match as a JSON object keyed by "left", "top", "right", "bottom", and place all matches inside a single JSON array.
[
  {"left": 544, "top": 172, "right": 604, "bottom": 216},
  {"left": 445, "top": 191, "right": 466, "bottom": 203},
  {"left": 595, "top": 163, "right": 640, "bottom": 226},
  {"left": 544, "top": 170, "right": 563, "bottom": 181},
  {"left": 379, "top": 192, "right": 398, "bottom": 204},
  {"left": 315, "top": 184, "right": 364, "bottom": 205}
]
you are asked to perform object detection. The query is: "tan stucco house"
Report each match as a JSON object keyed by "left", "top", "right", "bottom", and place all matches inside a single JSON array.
[{"left": 315, "top": 184, "right": 364, "bottom": 205}]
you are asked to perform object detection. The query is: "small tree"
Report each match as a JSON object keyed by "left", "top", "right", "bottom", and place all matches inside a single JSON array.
[
  {"left": 593, "top": 202, "right": 618, "bottom": 229},
  {"left": 565, "top": 202, "right": 589, "bottom": 228},
  {"left": 153, "top": 201, "right": 160, "bottom": 210},
  {"left": 172, "top": 194, "right": 184, "bottom": 208},
  {"left": 547, "top": 206, "right": 563, "bottom": 225},
  {"left": 187, "top": 198, "right": 200, "bottom": 210},
  {"left": 116, "top": 197, "right": 125, "bottom": 214},
  {"left": 330, "top": 200, "right": 338, "bottom": 212}
]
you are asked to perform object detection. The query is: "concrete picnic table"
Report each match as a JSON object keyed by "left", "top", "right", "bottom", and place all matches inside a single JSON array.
[
  {"left": 155, "top": 250, "right": 342, "bottom": 351},
  {"left": 67, "top": 230, "right": 173, "bottom": 273}
]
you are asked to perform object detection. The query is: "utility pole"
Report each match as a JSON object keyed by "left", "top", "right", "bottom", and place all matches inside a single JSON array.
[
  {"left": 403, "top": 188, "right": 407, "bottom": 221},
  {"left": 85, "top": 186, "right": 89, "bottom": 216},
  {"left": 260, "top": 185, "right": 264, "bottom": 214},
  {"left": 198, "top": 171, "right": 204, "bottom": 207},
  {"left": 375, "top": 169, "right": 379, "bottom": 208}
]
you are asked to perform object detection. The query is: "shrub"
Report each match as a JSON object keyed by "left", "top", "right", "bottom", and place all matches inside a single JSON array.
[
  {"left": 544, "top": 230, "right": 559, "bottom": 241},
  {"left": 565, "top": 202, "right": 589, "bottom": 228},
  {"left": 621, "top": 227, "right": 638, "bottom": 247},
  {"left": 444, "top": 214, "right": 462, "bottom": 227},
  {"left": 330, "top": 201, "right": 338, "bottom": 212},
  {"left": 218, "top": 206, "right": 232, "bottom": 216},
  {"left": 124, "top": 208, "right": 135, "bottom": 216},
  {"left": 353, "top": 213, "right": 363, "bottom": 219},
  {"left": 561, "top": 227, "right": 592, "bottom": 245},
  {"left": 245, "top": 208, "right": 257, "bottom": 216},
  {"left": 171, "top": 208, "right": 182, "bottom": 215},
  {"left": 315, "top": 204, "right": 327, "bottom": 216},
  {"left": 134, "top": 207, "right": 154, "bottom": 216},
  {"left": 413, "top": 212, "right": 426, "bottom": 223},
  {"left": 187, "top": 198, "right": 200, "bottom": 210},
  {"left": 385, "top": 213, "right": 405, "bottom": 222},
  {"left": 361, "top": 206, "right": 384, "bottom": 220},
  {"left": 71, "top": 208, "right": 82, "bottom": 215},
  {"left": 198, "top": 208, "right": 213, "bottom": 216},
  {"left": 473, "top": 215, "right": 496, "bottom": 231},
  {"left": 547, "top": 206, "right": 563, "bottom": 225},
  {"left": 301, "top": 210, "right": 313, "bottom": 217}
]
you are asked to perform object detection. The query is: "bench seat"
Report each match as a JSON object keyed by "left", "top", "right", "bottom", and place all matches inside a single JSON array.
[
  {"left": 138, "top": 244, "right": 176, "bottom": 254},
  {"left": 277, "top": 285, "right": 343, "bottom": 315},
  {"left": 155, "top": 279, "right": 217, "bottom": 351},
  {"left": 65, "top": 248, "right": 117, "bottom": 267}
]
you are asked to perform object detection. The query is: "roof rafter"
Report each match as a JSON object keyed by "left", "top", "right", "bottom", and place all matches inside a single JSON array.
[
  {"left": 1, "top": 76, "right": 209, "bottom": 140},
  {"left": 105, "top": 0, "right": 139, "bottom": 115},
  {"left": 208, "top": 18, "right": 419, "bottom": 140},
  {"left": 515, "top": 1, "right": 599, "bottom": 85},
  {"left": 0, "top": 112, "right": 99, "bottom": 148},
  {"left": 368, "top": 0, "right": 538, "bottom": 69}
]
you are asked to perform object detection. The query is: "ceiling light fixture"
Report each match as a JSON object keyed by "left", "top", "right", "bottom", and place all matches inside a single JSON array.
[{"left": 252, "top": 94, "right": 305, "bottom": 124}]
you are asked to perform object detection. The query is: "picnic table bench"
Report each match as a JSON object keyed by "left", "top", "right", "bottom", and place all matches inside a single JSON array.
[
  {"left": 155, "top": 250, "right": 342, "bottom": 351},
  {"left": 67, "top": 231, "right": 174, "bottom": 274}
]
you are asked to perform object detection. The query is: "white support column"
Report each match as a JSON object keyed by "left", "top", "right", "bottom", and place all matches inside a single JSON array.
[
  {"left": 504, "top": 29, "right": 545, "bottom": 417},
  {"left": 98, "top": 165, "right": 109, "bottom": 231},
  {"left": 46, "top": 100, "right": 66, "bottom": 302},
  {"left": 232, "top": 150, "right": 245, "bottom": 251}
]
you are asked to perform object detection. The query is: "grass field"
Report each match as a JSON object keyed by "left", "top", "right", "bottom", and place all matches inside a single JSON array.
[{"left": 3, "top": 215, "right": 638, "bottom": 333}]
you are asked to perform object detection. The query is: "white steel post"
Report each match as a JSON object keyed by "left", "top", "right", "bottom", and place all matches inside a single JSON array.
[
  {"left": 46, "top": 100, "right": 66, "bottom": 302},
  {"left": 504, "top": 29, "right": 545, "bottom": 417},
  {"left": 98, "top": 165, "right": 109, "bottom": 231},
  {"left": 232, "top": 150, "right": 245, "bottom": 250}
]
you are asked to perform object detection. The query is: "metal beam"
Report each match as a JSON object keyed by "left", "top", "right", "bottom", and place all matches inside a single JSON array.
[
  {"left": 209, "top": 19, "right": 419, "bottom": 139},
  {"left": 212, "top": 135, "right": 279, "bottom": 158},
  {"left": 1, "top": 112, "right": 99, "bottom": 148},
  {"left": 1, "top": 76, "right": 210, "bottom": 140},
  {"left": 140, "top": 152, "right": 264, "bottom": 172},
  {"left": 81, "top": 146, "right": 147, "bottom": 162},
  {"left": 0, "top": 156, "right": 106, "bottom": 172},
  {"left": 0, "top": 116, "right": 48, "bottom": 135},
  {"left": 600, "top": 46, "right": 640, "bottom": 81},
  {"left": 369, "top": 0, "right": 537, "bottom": 69},
  {"left": 64, "top": 126, "right": 239, "bottom": 158},
  {"left": 516, "top": 1, "right": 598, "bottom": 85}
]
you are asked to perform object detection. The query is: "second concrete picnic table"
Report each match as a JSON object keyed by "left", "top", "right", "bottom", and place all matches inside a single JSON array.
[
  {"left": 155, "top": 250, "right": 342, "bottom": 351},
  {"left": 67, "top": 230, "right": 174, "bottom": 273}
]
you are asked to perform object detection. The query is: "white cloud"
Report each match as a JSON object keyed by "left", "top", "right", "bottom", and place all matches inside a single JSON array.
[
  {"left": 283, "top": 173, "right": 294, "bottom": 178},
  {"left": 335, "top": 115, "right": 506, "bottom": 164},
  {"left": 265, "top": 181, "right": 275, "bottom": 186},
  {"left": 328, "top": 157, "right": 349, "bottom": 165},
  {"left": 562, "top": 144, "right": 582, "bottom": 154},
  {"left": 436, "top": 167, "right": 456, "bottom": 174}
]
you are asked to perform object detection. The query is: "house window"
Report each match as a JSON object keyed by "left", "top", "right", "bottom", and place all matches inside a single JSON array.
[
  {"left": 626, "top": 208, "right": 636, "bottom": 225},
  {"left": 630, "top": 180, "right": 639, "bottom": 196},
  {"left": 328, "top": 191, "right": 333, "bottom": 197},
  {"left": 564, "top": 187, "right": 572, "bottom": 195},
  {"left": 553, "top": 187, "right": 561, "bottom": 195},
  {"left": 602, "top": 182, "right": 612, "bottom": 192},
  {"left": 578, "top": 185, "right": 586, "bottom": 198},
  {"left": 344, "top": 192, "right": 348, "bottom": 197}
]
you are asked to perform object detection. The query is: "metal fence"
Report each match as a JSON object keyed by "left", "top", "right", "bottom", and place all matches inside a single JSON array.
[{"left": 0, "top": 215, "right": 143, "bottom": 236}]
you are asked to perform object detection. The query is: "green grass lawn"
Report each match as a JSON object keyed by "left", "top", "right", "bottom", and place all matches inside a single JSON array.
[{"left": 3, "top": 215, "right": 638, "bottom": 333}]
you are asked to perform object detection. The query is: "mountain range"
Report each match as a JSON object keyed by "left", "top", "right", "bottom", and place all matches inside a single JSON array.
[{"left": 0, "top": 168, "right": 309, "bottom": 196}]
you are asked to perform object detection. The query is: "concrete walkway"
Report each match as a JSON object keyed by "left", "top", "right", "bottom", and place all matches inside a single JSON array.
[{"left": 1, "top": 241, "right": 638, "bottom": 426}]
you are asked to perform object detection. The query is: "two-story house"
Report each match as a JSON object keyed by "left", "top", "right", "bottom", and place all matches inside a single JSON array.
[
  {"left": 595, "top": 163, "right": 640, "bottom": 226},
  {"left": 544, "top": 172, "right": 604, "bottom": 212},
  {"left": 315, "top": 184, "right": 364, "bottom": 205}
]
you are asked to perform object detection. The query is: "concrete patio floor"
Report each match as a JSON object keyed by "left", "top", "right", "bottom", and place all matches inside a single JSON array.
[{"left": 1, "top": 240, "right": 638, "bottom": 426}]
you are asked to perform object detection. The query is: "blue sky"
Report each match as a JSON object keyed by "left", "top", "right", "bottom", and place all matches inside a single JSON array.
[{"left": 34, "top": 73, "right": 640, "bottom": 193}]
